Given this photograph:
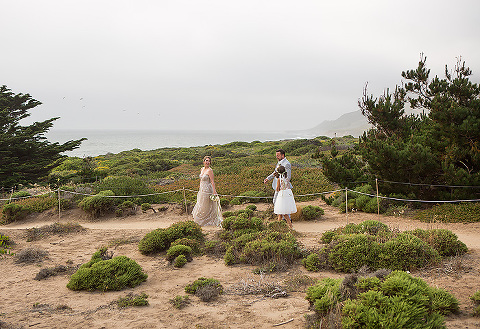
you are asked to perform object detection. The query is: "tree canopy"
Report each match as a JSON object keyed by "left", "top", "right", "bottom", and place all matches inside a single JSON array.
[
  {"left": 322, "top": 55, "right": 480, "bottom": 200},
  {"left": 0, "top": 85, "right": 85, "bottom": 189}
]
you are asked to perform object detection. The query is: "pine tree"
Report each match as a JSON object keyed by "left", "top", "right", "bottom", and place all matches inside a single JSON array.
[
  {"left": 0, "top": 85, "right": 85, "bottom": 189},
  {"left": 357, "top": 55, "right": 480, "bottom": 199}
]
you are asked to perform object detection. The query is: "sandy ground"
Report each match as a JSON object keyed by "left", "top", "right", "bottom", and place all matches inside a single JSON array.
[{"left": 1, "top": 199, "right": 480, "bottom": 329}]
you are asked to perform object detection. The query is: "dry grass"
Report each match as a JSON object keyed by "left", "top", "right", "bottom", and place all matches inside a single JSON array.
[
  {"left": 25, "top": 222, "right": 85, "bottom": 242},
  {"left": 15, "top": 247, "right": 48, "bottom": 264}
]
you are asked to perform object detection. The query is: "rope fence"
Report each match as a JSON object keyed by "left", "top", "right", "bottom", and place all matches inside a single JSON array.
[{"left": 1, "top": 179, "right": 479, "bottom": 220}]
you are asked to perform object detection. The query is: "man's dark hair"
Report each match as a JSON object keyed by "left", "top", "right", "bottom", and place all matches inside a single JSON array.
[{"left": 276, "top": 149, "right": 286, "bottom": 156}]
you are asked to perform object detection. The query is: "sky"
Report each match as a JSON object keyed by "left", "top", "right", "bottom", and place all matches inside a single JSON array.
[{"left": 2, "top": 0, "right": 480, "bottom": 132}]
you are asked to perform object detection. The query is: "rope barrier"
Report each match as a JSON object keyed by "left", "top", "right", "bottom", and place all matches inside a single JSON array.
[{"left": 346, "top": 189, "right": 480, "bottom": 203}]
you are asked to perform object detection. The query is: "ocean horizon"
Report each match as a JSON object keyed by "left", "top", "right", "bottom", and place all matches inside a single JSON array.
[{"left": 46, "top": 129, "right": 318, "bottom": 158}]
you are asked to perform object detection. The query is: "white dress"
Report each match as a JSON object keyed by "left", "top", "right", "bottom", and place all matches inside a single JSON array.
[
  {"left": 192, "top": 174, "right": 223, "bottom": 226},
  {"left": 274, "top": 177, "right": 297, "bottom": 215}
]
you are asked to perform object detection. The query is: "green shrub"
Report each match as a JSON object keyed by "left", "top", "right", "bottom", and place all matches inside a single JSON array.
[
  {"left": 301, "top": 205, "right": 324, "bottom": 221},
  {"left": 78, "top": 190, "right": 116, "bottom": 218},
  {"left": 67, "top": 248, "right": 147, "bottom": 291},
  {"left": 222, "top": 211, "right": 234, "bottom": 218},
  {"left": 1, "top": 203, "right": 29, "bottom": 224},
  {"left": 321, "top": 231, "right": 336, "bottom": 244},
  {"left": 302, "top": 253, "right": 321, "bottom": 272},
  {"left": 472, "top": 291, "right": 480, "bottom": 317},
  {"left": 305, "top": 278, "right": 342, "bottom": 314},
  {"left": 246, "top": 204, "right": 257, "bottom": 211},
  {"left": 326, "top": 234, "right": 381, "bottom": 272},
  {"left": 138, "top": 221, "right": 204, "bottom": 255},
  {"left": 431, "top": 288, "right": 459, "bottom": 315},
  {"left": 115, "top": 292, "right": 149, "bottom": 308},
  {"left": 169, "top": 295, "right": 190, "bottom": 309},
  {"left": 379, "top": 233, "right": 441, "bottom": 271},
  {"left": 240, "top": 231, "right": 301, "bottom": 266},
  {"left": 185, "top": 277, "right": 223, "bottom": 295},
  {"left": 221, "top": 215, "right": 264, "bottom": 232},
  {"left": 94, "top": 176, "right": 157, "bottom": 203},
  {"left": 141, "top": 203, "right": 154, "bottom": 212},
  {"left": 415, "top": 202, "right": 480, "bottom": 223},
  {"left": 0, "top": 232, "right": 12, "bottom": 255},
  {"left": 224, "top": 246, "right": 236, "bottom": 265},
  {"left": 355, "top": 195, "right": 371, "bottom": 211},
  {"left": 166, "top": 245, "right": 192, "bottom": 262},
  {"left": 406, "top": 228, "right": 468, "bottom": 257},
  {"left": 307, "top": 271, "right": 456, "bottom": 328},
  {"left": 171, "top": 238, "right": 201, "bottom": 254},
  {"left": 173, "top": 254, "right": 187, "bottom": 268},
  {"left": 11, "top": 190, "right": 31, "bottom": 199}
]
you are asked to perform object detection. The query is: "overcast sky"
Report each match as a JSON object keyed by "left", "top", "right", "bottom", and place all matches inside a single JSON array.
[{"left": 2, "top": 0, "right": 479, "bottom": 132}]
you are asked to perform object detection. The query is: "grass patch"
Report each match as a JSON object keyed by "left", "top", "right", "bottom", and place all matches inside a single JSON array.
[{"left": 414, "top": 202, "right": 480, "bottom": 223}]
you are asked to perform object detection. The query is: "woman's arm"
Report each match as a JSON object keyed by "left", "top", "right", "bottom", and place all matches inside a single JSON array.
[{"left": 207, "top": 169, "right": 217, "bottom": 195}]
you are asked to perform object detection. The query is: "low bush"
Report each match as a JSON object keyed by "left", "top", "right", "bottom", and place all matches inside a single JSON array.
[
  {"left": 11, "top": 190, "right": 31, "bottom": 199},
  {"left": 302, "top": 253, "right": 321, "bottom": 272},
  {"left": 67, "top": 247, "right": 147, "bottom": 291},
  {"left": 301, "top": 205, "right": 324, "bottom": 221},
  {"left": 171, "top": 238, "right": 201, "bottom": 254},
  {"left": 35, "top": 265, "right": 75, "bottom": 280},
  {"left": 166, "top": 245, "right": 193, "bottom": 263},
  {"left": 306, "top": 271, "right": 458, "bottom": 328},
  {"left": 185, "top": 277, "right": 223, "bottom": 295},
  {"left": 138, "top": 220, "right": 204, "bottom": 255},
  {"left": 169, "top": 295, "right": 190, "bottom": 309},
  {"left": 78, "top": 190, "right": 116, "bottom": 218},
  {"left": 0, "top": 232, "right": 13, "bottom": 255},
  {"left": 472, "top": 290, "right": 480, "bottom": 317},
  {"left": 115, "top": 292, "right": 149, "bottom": 308},
  {"left": 406, "top": 228, "right": 468, "bottom": 257},
  {"left": 310, "top": 221, "right": 459, "bottom": 273},
  {"left": 1, "top": 203, "right": 29, "bottom": 224},
  {"left": 221, "top": 215, "right": 264, "bottom": 232},
  {"left": 173, "top": 254, "right": 187, "bottom": 268},
  {"left": 414, "top": 202, "right": 480, "bottom": 223}
]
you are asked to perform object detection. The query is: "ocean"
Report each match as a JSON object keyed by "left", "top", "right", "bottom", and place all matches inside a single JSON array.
[{"left": 46, "top": 129, "right": 316, "bottom": 158}]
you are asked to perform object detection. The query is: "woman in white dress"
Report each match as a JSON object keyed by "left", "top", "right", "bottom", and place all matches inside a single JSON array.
[
  {"left": 273, "top": 165, "right": 296, "bottom": 229},
  {"left": 192, "top": 156, "right": 223, "bottom": 226}
]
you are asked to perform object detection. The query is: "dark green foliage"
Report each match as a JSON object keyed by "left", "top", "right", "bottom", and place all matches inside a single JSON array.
[
  {"left": 1, "top": 203, "right": 29, "bottom": 223},
  {"left": 305, "top": 278, "right": 342, "bottom": 314},
  {"left": 314, "top": 221, "right": 461, "bottom": 272},
  {"left": 166, "top": 245, "right": 193, "bottom": 262},
  {"left": 245, "top": 204, "right": 257, "bottom": 211},
  {"left": 224, "top": 246, "right": 235, "bottom": 265},
  {"left": 230, "top": 190, "right": 268, "bottom": 204},
  {"left": 321, "top": 150, "right": 371, "bottom": 189},
  {"left": 415, "top": 202, "right": 480, "bottom": 223},
  {"left": 169, "top": 295, "right": 190, "bottom": 309},
  {"left": 115, "top": 292, "right": 149, "bottom": 308},
  {"left": 326, "top": 234, "right": 381, "bottom": 272},
  {"left": 472, "top": 291, "right": 480, "bottom": 317},
  {"left": 240, "top": 231, "right": 301, "bottom": 266},
  {"left": 357, "top": 56, "right": 480, "bottom": 200},
  {"left": 302, "top": 253, "right": 321, "bottom": 272},
  {"left": 78, "top": 190, "right": 115, "bottom": 217},
  {"left": 11, "top": 191, "right": 31, "bottom": 199},
  {"left": 138, "top": 220, "right": 204, "bottom": 255},
  {"left": 301, "top": 205, "right": 324, "bottom": 221},
  {"left": 307, "top": 271, "right": 457, "bottom": 328},
  {"left": 173, "top": 254, "right": 187, "bottom": 268},
  {"left": 379, "top": 233, "right": 441, "bottom": 270},
  {"left": 406, "top": 228, "right": 468, "bottom": 256},
  {"left": 0, "top": 85, "right": 84, "bottom": 188},
  {"left": 221, "top": 215, "right": 264, "bottom": 233},
  {"left": 141, "top": 203, "right": 155, "bottom": 213},
  {"left": 185, "top": 277, "right": 223, "bottom": 295},
  {"left": 67, "top": 248, "right": 147, "bottom": 291},
  {"left": 171, "top": 238, "right": 201, "bottom": 254},
  {"left": 283, "top": 138, "right": 322, "bottom": 156}
]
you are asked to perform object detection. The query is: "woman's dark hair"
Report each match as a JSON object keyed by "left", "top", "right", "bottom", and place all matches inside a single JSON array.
[{"left": 277, "top": 165, "right": 286, "bottom": 177}]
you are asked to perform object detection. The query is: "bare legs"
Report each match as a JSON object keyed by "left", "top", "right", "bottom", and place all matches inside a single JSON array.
[{"left": 277, "top": 214, "right": 293, "bottom": 229}]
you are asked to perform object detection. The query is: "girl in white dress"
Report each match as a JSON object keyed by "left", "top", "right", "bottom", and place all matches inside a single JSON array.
[{"left": 273, "top": 165, "right": 296, "bottom": 228}]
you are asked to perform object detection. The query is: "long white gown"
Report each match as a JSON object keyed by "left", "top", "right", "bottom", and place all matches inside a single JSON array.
[
  {"left": 192, "top": 174, "right": 223, "bottom": 226},
  {"left": 274, "top": 177, "right": 297, "bottom": 215}
]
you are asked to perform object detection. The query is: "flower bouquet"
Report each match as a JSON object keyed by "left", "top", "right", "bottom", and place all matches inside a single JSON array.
[{"left": 210, "top": 194, "right": 220, "bottom": 202}]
